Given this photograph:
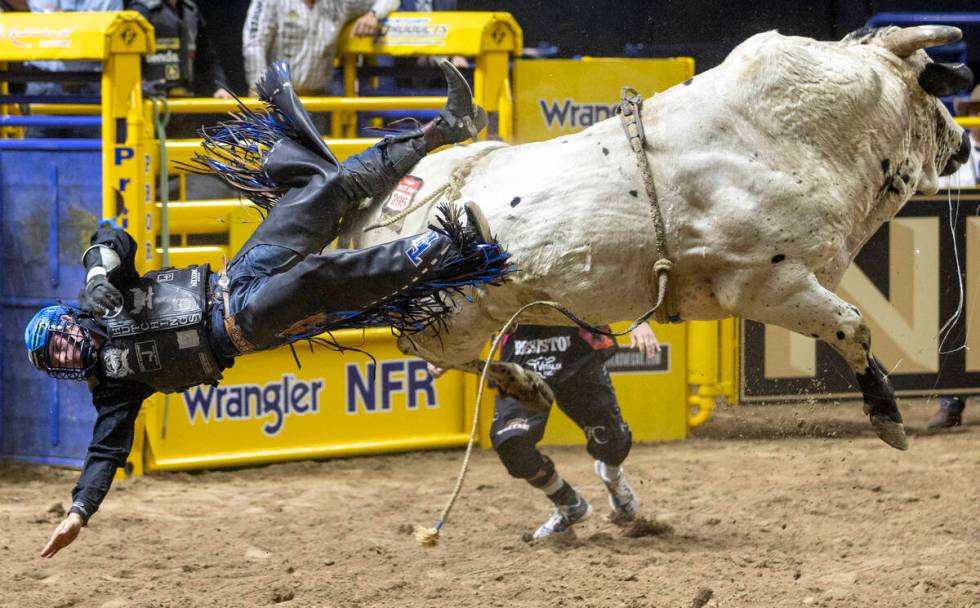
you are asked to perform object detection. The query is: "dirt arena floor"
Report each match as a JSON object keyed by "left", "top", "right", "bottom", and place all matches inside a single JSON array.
[{"left": 2, "top": 398, "right": 978, "bottom": 608}]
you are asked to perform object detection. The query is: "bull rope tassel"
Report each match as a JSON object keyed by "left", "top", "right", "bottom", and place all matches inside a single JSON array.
[
  {"left": 364, "top": 146, "right": 501, "bottom": 232},
  {"left": 619, "top": 86, "right": 676, "bottom": 324}
]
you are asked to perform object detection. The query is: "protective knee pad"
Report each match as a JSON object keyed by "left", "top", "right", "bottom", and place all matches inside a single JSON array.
[
  {"left": 495, "top": 437, "right": 548, "bottom": 480},
  {"left": 586, "top": 423, "right": 632, "bottom": 468}
]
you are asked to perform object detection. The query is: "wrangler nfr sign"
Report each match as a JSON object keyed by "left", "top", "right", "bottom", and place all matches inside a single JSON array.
[{"left": 741, "top": 195, "right": 980, "bottom": 401}]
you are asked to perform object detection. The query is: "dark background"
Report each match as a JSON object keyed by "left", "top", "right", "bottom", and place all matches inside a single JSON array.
[{"left": 195, "top": 0, "right": 980, "bottom": 95}]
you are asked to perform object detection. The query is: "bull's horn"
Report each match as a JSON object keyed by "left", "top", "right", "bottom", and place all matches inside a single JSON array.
[{"left": 882, "top": 25, "right": 962, "bottom": 57}]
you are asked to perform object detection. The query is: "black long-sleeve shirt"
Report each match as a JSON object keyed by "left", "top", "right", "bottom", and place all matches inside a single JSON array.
[{"left": 69, "top": 223, "right": 155, "bottom": 522}]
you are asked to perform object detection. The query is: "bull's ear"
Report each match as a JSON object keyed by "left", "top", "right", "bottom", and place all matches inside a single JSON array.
[
  {"left": 882, "top": 25, "right": 962, "bottom": 57},
  {"left": 919, "top": 62, "right": 974, "bottom": 97}
]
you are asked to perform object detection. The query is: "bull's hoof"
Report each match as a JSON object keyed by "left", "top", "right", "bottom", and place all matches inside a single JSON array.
[
  {"left": 871, "top": 416, "right": 908, "bottom": 451},
  {"left": 519, "top": 371, "right": 555, "bottom": 413}
]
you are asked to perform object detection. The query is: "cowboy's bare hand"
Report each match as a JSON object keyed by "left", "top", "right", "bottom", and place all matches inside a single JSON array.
[
  {"left": 351, "top": 12, "right": 380, "bottom": 37},
  {"left": 426, "top": 362, "right": 446, "bottom": 378},
  {"left": 629, "top": 323, "right": 660, "bottom": 359},
  {"left": 41, "top": 513, "right": 84, "bottom": 558}
]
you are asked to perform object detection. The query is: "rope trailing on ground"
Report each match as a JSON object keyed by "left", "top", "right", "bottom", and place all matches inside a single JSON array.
[
  {"left": 415, "top": 299, "right": 569, "bottom": 546},
  {"left": 364, "top": 145, "right": 500, "bottom": 232}
]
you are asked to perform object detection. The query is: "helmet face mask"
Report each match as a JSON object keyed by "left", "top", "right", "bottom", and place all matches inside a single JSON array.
[{"left": 24, "top": 305, "right": 98, "bottom": 381}]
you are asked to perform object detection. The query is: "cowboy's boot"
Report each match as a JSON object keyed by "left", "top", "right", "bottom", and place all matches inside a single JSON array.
[
  {"left": 926, "top": 396, "right": 966, "bottom": 429},
  {"left": 421, "top": 59, "right": 489, "bottom": 151}
]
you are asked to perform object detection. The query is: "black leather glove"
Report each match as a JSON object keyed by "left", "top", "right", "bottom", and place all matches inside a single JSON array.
[{"left": 78, "top": 274, "right": 123, "bottom": 316}]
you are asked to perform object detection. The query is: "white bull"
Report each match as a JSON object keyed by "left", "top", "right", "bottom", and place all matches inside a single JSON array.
[{"left": 341, "top": 26, "right": 972, "bottom": 450}]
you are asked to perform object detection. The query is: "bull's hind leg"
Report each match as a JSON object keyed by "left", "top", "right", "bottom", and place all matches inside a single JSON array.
[
  {"left": 725, "top": 270, "right": 907, "bottom": 450},
  {"left": 396, "top": 308, "right": 555, "bottom": 411}
]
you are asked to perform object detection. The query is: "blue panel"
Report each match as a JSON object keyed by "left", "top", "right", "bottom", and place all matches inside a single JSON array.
[
  {"left": 0, "top": 149, "right": 102, "bottom": 466},
  {"left": 867, "top": 12, "right": 980, "bottom": 27}
]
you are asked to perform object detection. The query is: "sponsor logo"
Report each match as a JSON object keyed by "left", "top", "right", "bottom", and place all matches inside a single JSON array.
[
  {"left": 129, "top": 286, "right": 155, "bottom": 315},
  {"left": 175, "top": 329, "right": 199, "bottom": 350},
  {"left": 512, "top": 335, "right": 572, "bottom": 355},
  {"left": 406, "top": 230, "right": 440, "bottom": 267},
  {"left": 539, "top": 98, "right": 618, "bottom": 130},
  {"left": 379, "top": 17, "right": 449, "bottom": 47},
  {"left": 605, "top": 344, "right": 671, "bottom": 374},
  {"left": 523, "top": 355, "right": 561, "bottom": 378},
  {"left": 134, "top": 341, "right": 162, "bottom": 372},
  {"left": 102, "top": 347, "right": 133, "bottom": 378},
  {"left": 0, "top": 24, "right": 74, "bottom": 49},
  {"left": 496, "top": 417, "right": 531, "bottom": 436},
  {"left": 173, "top": 297, "right": 196, "bottom": 312},
  {"left": 182, "top": 374, "right": 324, "bottom": 437},
  {"left": 582, "top": 425, "right": 608, "bottom": 445},
  {"left": 106, "top": 312, "right": 203, "bottom": 337},
  {"left": 346, "top": 359, "right": 437, "bottom": 414},
  {"left": 146, "top": 50, "right": 179, "bottom": 65}
]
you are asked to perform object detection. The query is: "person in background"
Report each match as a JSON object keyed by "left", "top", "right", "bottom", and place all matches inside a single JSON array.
[
  {"left": 938, "top": 84, "right": 980, "bottom": 190},
  {"left": 429, "top": 322, "right": 660, "bottom": 538},
  {"left": 126, "top": 0, "right": 232, "bottom": 100},
  {"left": 0, "top": 0, "right": 29, "bottom": 10},
  {"left": 242, "top": 0, "right": 399, "bottom": 98},
  {"left": 927, "top": 396, "right": 967, "bottom": 429},
  {"left": 398, "top": 0, "right": 468, "bottom": 86},
  {"left": 23, "top": 0, "right": 123, "bottom": 138}
]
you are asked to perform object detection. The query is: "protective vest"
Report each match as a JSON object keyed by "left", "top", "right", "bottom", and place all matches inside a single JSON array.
[
  {"left": 132, "top": 0, "right": 199, "bottom": 95},
  {"left": 98, "top": 265, "right": 222, "bottom": 394}
]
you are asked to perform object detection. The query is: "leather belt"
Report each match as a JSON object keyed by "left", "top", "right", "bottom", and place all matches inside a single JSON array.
[{"left": 216, "top": 257, "right": 256, "bottom": 355}]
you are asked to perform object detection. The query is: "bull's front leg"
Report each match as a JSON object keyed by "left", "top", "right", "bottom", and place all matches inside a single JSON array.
[{"left": 723, "top": 270, "right": 907, "bottom": 450}]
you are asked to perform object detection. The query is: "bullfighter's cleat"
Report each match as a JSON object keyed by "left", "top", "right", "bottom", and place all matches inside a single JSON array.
[
  {"left": 594, "top": 460, "right": 638, "bottom": 522},
  {"left": 533, "top": 489, "right": 593, "bottom": 538},
  {"left": 926, "top": 396, "right": 965, "bottom": 429},
  {"left": 422, "top": 59, "right": 488, "bottom": 150}
]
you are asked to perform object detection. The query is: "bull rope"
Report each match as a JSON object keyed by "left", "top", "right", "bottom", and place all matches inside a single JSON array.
[
  {"left": 363, "top": 145, "right": 502, "bottom": 232},
  {"left": 415, "top": 89, "right": 678, "bottom": 546},
  {"left": 619, "top": 86, "right": 676, "bottom": 325}
]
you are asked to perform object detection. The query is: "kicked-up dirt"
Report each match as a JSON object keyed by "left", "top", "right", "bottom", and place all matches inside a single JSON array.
[{"left": 1, "top": 398, "right": 978, "bottom": 608}]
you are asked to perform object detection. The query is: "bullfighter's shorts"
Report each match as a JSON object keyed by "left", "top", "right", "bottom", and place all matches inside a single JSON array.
[{"left": 490, "top": 362, "right": 632, "bottom": 474}]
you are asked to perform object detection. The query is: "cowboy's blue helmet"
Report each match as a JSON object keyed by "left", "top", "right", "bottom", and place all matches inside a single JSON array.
[{"left": 24, "top": 305, "right": 97, "bottom": 381}]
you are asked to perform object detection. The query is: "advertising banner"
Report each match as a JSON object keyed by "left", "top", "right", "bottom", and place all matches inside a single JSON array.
[
  {"left": 741, "top": 196, "right": 980, "bottom": 401},
  {"left": 513, "top": 57, "right": 695, "bottom": 144}
]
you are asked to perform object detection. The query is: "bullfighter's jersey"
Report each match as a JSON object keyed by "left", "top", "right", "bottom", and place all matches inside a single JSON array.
[{"left": 500, "top": 324, "right": 617, "bottom": 386}]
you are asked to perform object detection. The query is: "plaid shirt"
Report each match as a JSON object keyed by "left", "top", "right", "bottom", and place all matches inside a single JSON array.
[{"left": 243, "top": 0, "right": 398, "bottom": 95}]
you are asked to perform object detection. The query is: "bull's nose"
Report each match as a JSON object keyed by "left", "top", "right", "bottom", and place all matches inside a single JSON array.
[
  {"left": 955, "top": 130, "right": 971, "bottom": 163},
  {"left": 942, "top": 130, "right": 972, "bottom": 176}
]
